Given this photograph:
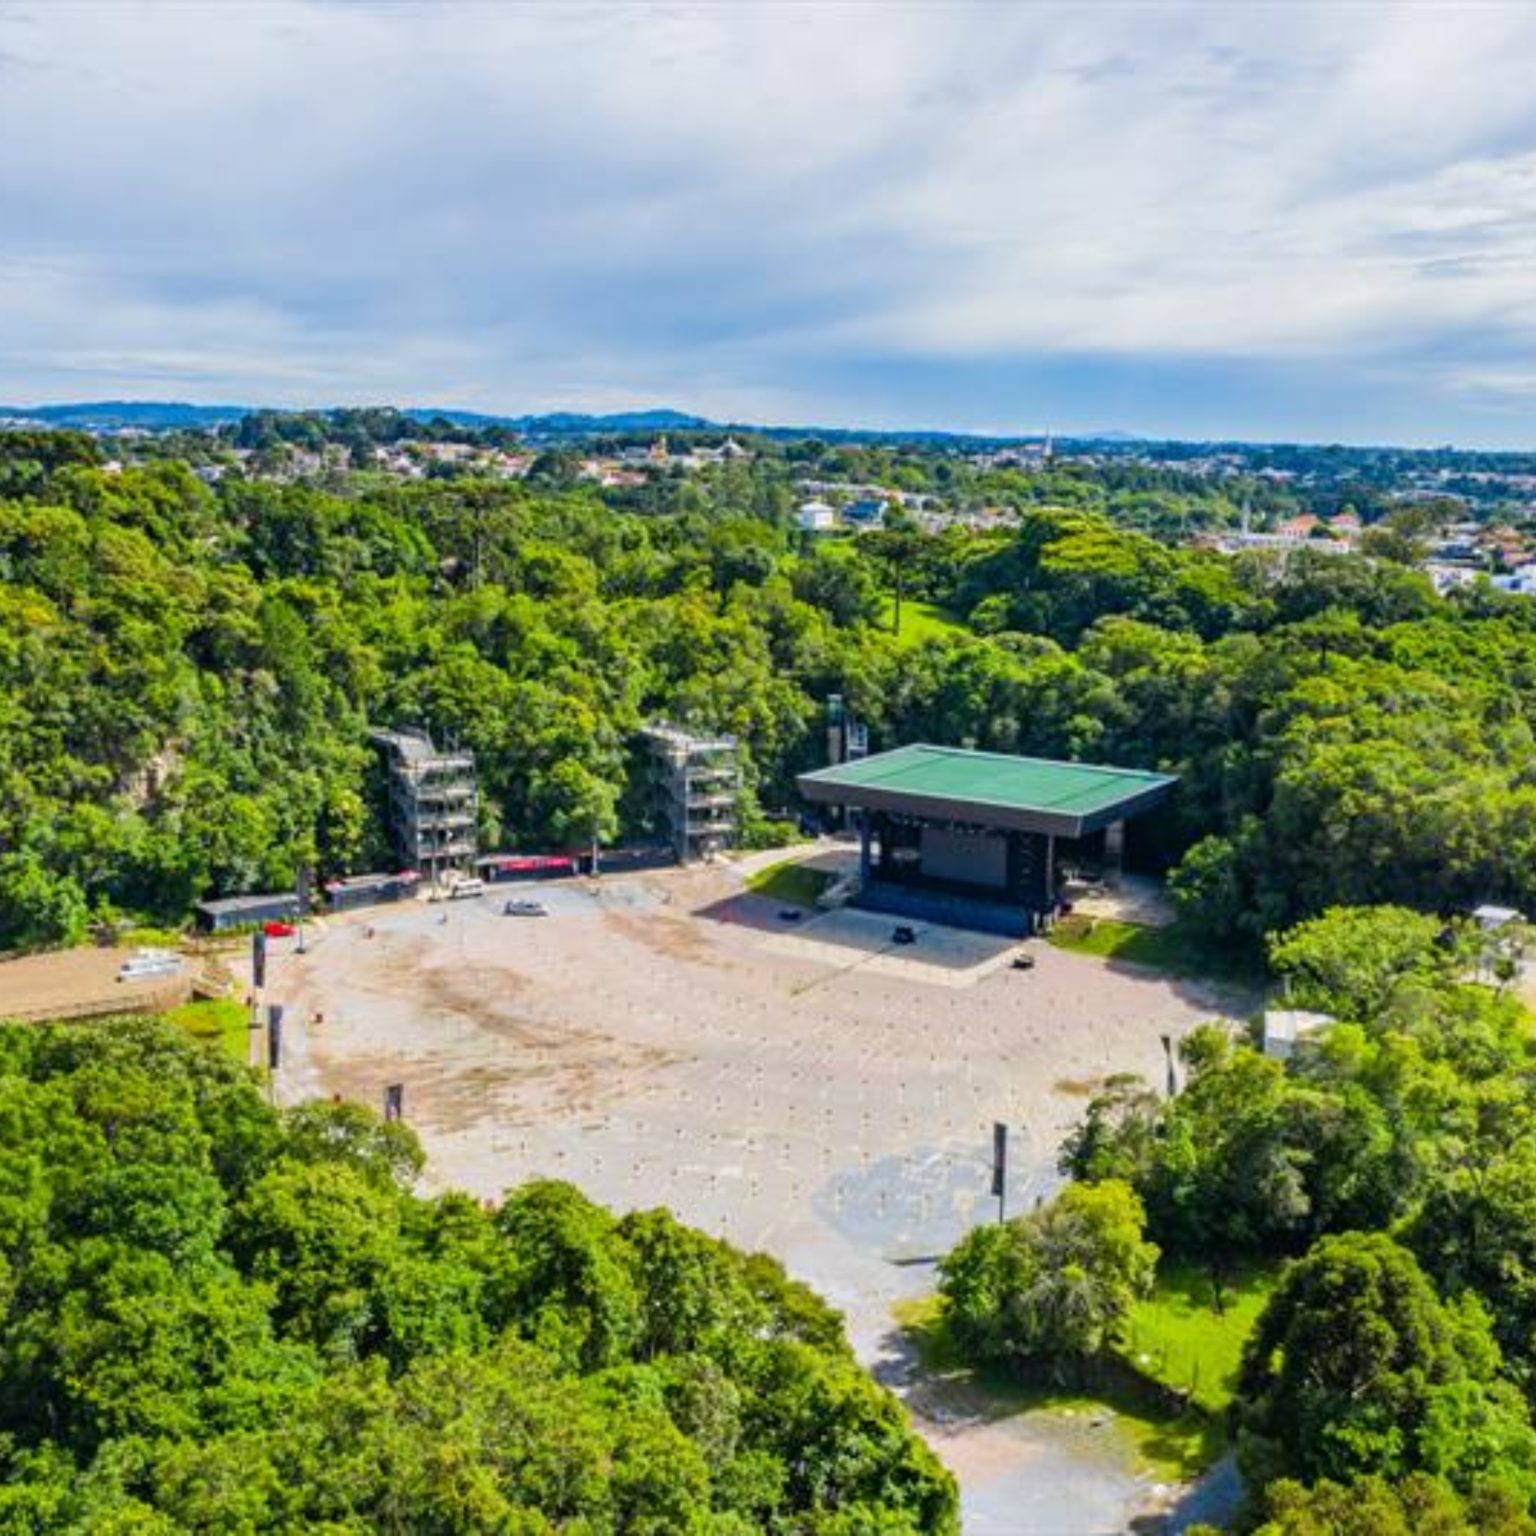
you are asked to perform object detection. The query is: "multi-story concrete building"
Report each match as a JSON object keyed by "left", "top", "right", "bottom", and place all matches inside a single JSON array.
[
  {"left": 372, "top": 728, "right": 478, "bottom": 883},
  {"left": 641, "top": 724, "right": 740, "bottom": 863}
]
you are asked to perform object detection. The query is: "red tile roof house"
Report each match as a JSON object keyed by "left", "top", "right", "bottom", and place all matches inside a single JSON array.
[{"left": 1276, "top": 514, "right": 1320, "bottom": 541}]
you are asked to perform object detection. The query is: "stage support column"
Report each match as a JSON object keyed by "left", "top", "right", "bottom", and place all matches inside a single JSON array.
[
  {"left": 1105, "top": 818, "right": 1125, "bottom": 878},
  {"left": 858, "top": 811, "right": 873, "bottom": 884}
]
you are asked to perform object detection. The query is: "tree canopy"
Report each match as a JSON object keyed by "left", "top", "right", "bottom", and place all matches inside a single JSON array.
[
  {"left": 0, "top": 1018, "right": 957, "bottom": 1533},
  {"left": 1236, "top": 1233, "right": 1536, "bottom": 1502}
]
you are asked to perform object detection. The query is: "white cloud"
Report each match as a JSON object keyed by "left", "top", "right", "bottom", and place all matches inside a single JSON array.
[{"left": 2, "top": 0, "right": 1536, "bottom": 434}]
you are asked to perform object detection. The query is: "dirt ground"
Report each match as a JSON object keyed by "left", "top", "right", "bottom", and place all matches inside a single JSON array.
[
  {"left": 0, "top": 944, "right": 189, "bottom": 1021},
  {"left": 260, "top": 852, "right": 1251, "bottom": 1534}
]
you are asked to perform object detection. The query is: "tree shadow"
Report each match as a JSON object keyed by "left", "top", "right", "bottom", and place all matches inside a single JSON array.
[{"left": 1129, "top": 1453, "right": 1244, "bottom": 1535}]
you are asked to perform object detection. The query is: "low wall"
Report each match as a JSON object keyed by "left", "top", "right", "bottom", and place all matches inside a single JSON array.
[{"left": 3, "top": 973, "right": 194, "bottom": 1025}]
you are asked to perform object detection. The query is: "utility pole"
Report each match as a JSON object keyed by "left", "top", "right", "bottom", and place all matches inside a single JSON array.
[{"left": 992, "top": 1121, "right": 1008, "bottom": 1223}]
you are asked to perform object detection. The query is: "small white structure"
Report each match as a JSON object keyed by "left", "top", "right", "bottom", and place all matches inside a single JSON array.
[
  {"left": 1491, "top": 569, "right": 1536, "bottom": 597},
  {"left": 1471, "top": 903, "right": 1526, "bottom": 985},
  {"left": 118, "top": 948, "right": 183, "bottom": 984},
  {"left": 796, "top": 500, "right": 837, "bottom": 534},
  {"left": 1425, "top": 563, "right": 1480, "bottom": 596},
  {"left": 1473, "top": 903, "right": 1524, "bottom": 931},
  {"left": 1262, "top": 1009, "right": 1334, "bottom": 1061}
]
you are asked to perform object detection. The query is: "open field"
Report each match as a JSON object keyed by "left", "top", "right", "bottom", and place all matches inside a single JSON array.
[
  {"left": 1121, "top": 1260, "right": 1280, "bottom": 1420},
  {"left": 257, "top": 852, "right": 1253, "bottom": 1533},
  {"left": 881, "top": 596, "right": 972, "bottom": 648}
]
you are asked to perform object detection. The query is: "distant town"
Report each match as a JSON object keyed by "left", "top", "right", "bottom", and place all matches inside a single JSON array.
[{"left": 10, "top": 401, "right": 1536, "bottom": 596}]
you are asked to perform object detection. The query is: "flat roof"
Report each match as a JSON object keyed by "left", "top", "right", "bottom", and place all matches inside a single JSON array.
[
  {"left": 195, "top": 892, "right": 300, "bottom": 915},
  {"left": 371, "top": 728, "right": 473, "bottom": 767},
  {"left": 324, "top": 871, "right": 420, "bottom": 892},
  {"left": 797, "top": 743, "right": 1177, "bottom": 839}
]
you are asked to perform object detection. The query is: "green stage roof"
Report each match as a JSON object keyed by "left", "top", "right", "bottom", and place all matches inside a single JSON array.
[{"left": 797, "top": 744, "right": 1177, "bottom": 838}]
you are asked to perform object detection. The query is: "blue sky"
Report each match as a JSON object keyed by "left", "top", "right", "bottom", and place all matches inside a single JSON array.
[{"left": 6, "top": 1, "right": 1536, "bottom": 444}]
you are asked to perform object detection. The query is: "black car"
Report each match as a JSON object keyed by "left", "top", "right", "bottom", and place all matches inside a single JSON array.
[{"left": 891, "top": 925, "right": 917, "bottom": 946}]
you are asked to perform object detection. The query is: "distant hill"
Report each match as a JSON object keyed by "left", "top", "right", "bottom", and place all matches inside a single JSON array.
[
  {"left": 0, "top": 400, "right": 251, "bottom": 430},
  {"left": 0, "top": 401, "right": 724, "bottom": 436},
  {"left": 414, "top": 407, "right": 718, "bottom": 434},
  {"left": 0, "top": 398, "right": 1040, "bottom": 447},
  {"left": 411, "top": 407, "right": 1029, "bottom": 448}
]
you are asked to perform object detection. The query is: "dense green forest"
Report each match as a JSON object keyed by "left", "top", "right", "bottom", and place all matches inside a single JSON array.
[
  {"left": 0, "top": 1017, "right": 955, "bottom": 1532},
  {"left": 4, "top": 426, "right": 1536, "bottom": 953}
]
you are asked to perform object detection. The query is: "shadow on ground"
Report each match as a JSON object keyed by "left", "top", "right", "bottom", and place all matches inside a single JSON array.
[{"left": 693, "top": 893, "right": 1019, "bottom": 974}]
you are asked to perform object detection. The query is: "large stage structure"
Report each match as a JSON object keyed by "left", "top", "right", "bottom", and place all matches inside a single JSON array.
[{"left": 797, "top": 743, "right": 1177, "bottom": 935}]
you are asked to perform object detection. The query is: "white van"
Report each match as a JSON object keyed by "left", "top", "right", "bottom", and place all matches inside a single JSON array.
[{"left": 448, "top": 877, "right": 486, "bottom": 900}]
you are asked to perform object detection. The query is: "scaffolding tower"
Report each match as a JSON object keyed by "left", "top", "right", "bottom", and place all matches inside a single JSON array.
[
  {"left": 642, "top": 724, "right": 741, "bottom": 863},
  {"left": 372, "top": 728, "right": 479, "bottom": 883}
]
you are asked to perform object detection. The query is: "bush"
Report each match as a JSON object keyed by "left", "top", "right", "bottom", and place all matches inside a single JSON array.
[{"left": 938, "top": 1180, "right": 1158, "bottom": 1380}]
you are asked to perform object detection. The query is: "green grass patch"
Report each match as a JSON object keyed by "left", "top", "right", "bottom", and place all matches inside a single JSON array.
[
  {"left": 1119, "top": 1257, "right": 1278, "bottom": 1418},
  {"left": 165, "top": 997, "right": 250, "bottom": 1066},
  {"left": 1049, "top": 914, "right": 1256, "bottom": 984},
  {"left": 893, "top": 1293, "right": 1224, "bottom": 1483},
  {"left": 745, "top": 859, "right": 834, "bottom": 908},
  {"left": 114, "top": 924, "right": 188, "bottom": 949},
  {"left": 880, "top": 597, "right": 971, "bottom": 648}
]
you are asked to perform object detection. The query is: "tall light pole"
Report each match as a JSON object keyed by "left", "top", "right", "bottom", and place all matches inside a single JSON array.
[
  {"left": 992, "top": 1121, "right": 1008, "bottom": 1223},
  {"left": 1160, "top": 1033, "right": 1178, "bottom": 1098}
]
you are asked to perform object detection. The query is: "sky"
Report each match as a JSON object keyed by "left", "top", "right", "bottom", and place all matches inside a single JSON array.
[{"left": 6, "top": 2, "right": 1536, "bottom": 445}]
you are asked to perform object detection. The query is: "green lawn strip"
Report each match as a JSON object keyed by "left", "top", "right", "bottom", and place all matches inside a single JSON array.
[
  {"left": 113, "top": 924, "right": 189, "bottom": 949},
  {"left": 879, "top": 597, "right": 971, "bottom": 648},
  {"left": 164, "top": 997, "right": 251, "bottom": 1065},
  {"left": 1117, "top": 1258, "right": 1278, "bottom": 1416},
  {"left": 744, "top": 859, "right": 834, "bottom": 908},
  {"left": 1048, "top": 913, "right": 1256, "bottom": 984},
  {"left": 892, "top": 1294, "right": 1223, "bottom": 1483}
]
